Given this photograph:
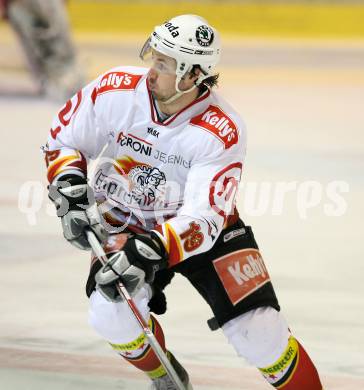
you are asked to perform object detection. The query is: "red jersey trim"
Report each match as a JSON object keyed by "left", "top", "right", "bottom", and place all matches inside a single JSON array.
[
  {"left": 151, "top": 223, "right": 183, "bottom": 267},
  {"left": 46, "top": 150, "right": 87, "bottom": 183}
]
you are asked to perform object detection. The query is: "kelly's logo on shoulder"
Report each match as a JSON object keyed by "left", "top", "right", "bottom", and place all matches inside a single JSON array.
[
  {"left": 190, "top": 105, "right": 239, "bottom": 149},
  {"left": 91, "top": 71, "right": 142, "bottom": 102}
]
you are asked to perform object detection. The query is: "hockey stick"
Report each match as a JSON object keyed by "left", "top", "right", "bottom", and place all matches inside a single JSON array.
[{"left": 86, "top": 230, "right": 187, "bottom": 390}]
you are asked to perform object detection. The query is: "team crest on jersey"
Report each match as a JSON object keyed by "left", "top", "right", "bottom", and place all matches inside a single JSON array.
[
  {"left": 113, "top": 156, "right": 166, "bottom": 206},
  {"left": 196, "top": 25, "right": 214, "bottom": 47},
  {"left": 129, "top": 165, "right": 166, "bottom": 204},
  {"left": 190, "top": 105, "right": 238, "bottom": 149},
  {"left": 92, "top": 71, "right": 142, "bottom": 102}
]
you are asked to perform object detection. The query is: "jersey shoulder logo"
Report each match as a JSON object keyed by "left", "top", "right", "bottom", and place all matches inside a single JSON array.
[
  {"left": 92, "top": 71, "right": 143, "bottom": 101},
  {"left": 190, "top": 105, "right": 239, "bottom": 149}
]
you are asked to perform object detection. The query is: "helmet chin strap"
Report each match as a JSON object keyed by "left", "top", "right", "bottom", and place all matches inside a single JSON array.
[
  {"left": 160, "top": 68, "right": 209, "bottom": 105},
  {"left": 162, "top": 78, "right": 197, "bottom": 105}
]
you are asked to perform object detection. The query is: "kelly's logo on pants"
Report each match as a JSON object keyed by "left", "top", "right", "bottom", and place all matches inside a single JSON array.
[{"left": 213, "top": 249, "right": 271, "bottom": 305}]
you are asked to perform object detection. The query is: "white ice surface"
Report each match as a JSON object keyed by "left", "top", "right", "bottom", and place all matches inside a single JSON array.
[{"left": 0, "top": 32, "right": 364, "bottom": 389}]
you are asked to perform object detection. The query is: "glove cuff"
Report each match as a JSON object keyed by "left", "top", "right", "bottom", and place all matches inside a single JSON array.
[
  {"left": 48, "top": 174, "right": 93, "bottom": 216},
  {"left": 150, "top": 231, "right": 168, "bottom": 262}
]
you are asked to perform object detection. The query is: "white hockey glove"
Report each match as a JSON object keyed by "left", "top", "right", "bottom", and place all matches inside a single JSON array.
[
  {"left": 95, "top": 234, "right": 167, "bottom": 302},
  {"left": 48, "top": 174, "right": 107, "bottom": 250}
]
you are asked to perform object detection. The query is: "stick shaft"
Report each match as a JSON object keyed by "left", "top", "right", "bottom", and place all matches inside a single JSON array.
[{"left": 86, "top": 230, "right": 186, "bottom": 390}]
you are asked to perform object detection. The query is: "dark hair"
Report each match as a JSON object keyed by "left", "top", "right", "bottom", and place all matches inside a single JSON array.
[{"left": 190, "top": 65, "right": 219, "bottom": 93}]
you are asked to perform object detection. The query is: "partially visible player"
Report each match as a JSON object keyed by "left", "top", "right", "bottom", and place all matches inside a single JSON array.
[
  {"left": 1, "top": 0, "right": 84, "bottom": 100},
  {"left": 44, "top": 14, "right": 323, "bottom": 390}
]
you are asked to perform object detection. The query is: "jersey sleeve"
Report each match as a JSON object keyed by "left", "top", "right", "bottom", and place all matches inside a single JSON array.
[
  {"left": 44, "top": 75, "right": 108, "bottom": 183},
  {"left": 152, "top": 128, "right": 246, "bottom": 267}
]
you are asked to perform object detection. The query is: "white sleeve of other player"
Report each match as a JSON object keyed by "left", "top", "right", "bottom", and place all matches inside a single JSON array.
[
  {"left": 44, "top": 75, "right": 107, "bottom": 183},
  {"left": 152, "top": 136, "right": 246, "bottom": 267}
]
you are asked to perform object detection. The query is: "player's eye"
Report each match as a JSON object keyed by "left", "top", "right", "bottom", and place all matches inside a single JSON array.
[{"left": 155, "top": 61, "right": 167, "bottom": 72}]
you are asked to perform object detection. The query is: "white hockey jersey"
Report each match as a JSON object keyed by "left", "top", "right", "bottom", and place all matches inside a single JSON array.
[{"left": 45, "top": 66, "right": 247, "bottom": 267}]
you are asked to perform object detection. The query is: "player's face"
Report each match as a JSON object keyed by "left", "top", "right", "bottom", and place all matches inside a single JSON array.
[
  {"left": 147, "top": 51, "right": 178, "bottom": 102},
  {"left": 145, "top": 49, "right": 199, "bottom": 104}
]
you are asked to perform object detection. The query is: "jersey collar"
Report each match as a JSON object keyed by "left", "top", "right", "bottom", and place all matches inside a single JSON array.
[{"left": 146, "top": 78, "right": 211, "bottom": 127}]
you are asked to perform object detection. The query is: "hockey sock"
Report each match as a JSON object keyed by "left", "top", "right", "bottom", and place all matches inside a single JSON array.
[
  {"left": 109, "top": 315, "right": 168, "bottom": 379},
  {"left": 259, "top": 336, "right": 323, "bottom": 389}
]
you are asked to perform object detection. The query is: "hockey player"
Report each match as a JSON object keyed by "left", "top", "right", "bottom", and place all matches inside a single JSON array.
[
  {"left": 1, "top": 0, "right": 84, "bottom": 100},
  {"left": 44, "top": 14, "right": 323, "bottom": 390}
]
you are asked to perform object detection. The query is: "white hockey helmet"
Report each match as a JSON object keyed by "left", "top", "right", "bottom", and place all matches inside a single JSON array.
[{"left": 140, "top": 14, "right": 221, "bottom": 95}]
